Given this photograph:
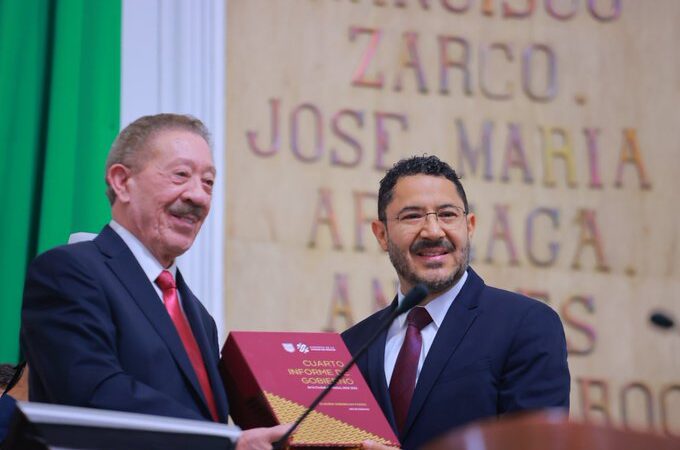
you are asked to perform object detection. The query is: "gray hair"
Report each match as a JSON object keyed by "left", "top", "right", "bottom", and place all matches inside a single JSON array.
[{"left": 104, "top": 113, "right": 211, "bottom": 204}]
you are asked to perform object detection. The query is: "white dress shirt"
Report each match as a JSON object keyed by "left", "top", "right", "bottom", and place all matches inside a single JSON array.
[
  {"left": 384, "top": 271, "right": 468, "bottom": 386},
  {"left": 109, "top": 220, "right": 180, "bottom": 307}
]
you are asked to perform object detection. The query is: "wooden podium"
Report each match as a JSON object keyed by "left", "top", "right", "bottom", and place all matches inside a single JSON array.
[{"left": 422, "top": 409, "right": 680, "bottom": 450}]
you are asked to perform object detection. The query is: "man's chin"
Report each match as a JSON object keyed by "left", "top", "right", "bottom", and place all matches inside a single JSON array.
[
  {"left": 414, "top": 266, "right": 453, "bottom": 281},
  {"left": 163, "top": 235, "right": 197, "bottom": 257},
  {"left": 414, "top": 269, "right": 465, "bottom": 294}
]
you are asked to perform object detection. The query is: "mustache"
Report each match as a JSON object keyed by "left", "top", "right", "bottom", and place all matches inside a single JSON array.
[
  {"left": 168, "top": 201, "right": 207, "bottom": 220},
  {"left": 410, "top": 238, "right": 455, "bottom": 253}
]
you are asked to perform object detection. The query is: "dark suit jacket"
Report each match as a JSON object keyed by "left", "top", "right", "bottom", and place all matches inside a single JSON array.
[
  {"left": 342, "top": 268, "right": 570, "bottom": 449},
  {"left": 20, "top": 225, "right": 229, "bottom": 422},
  {"left": 0, "top": 395, "right": 16, "bottom": 443}
]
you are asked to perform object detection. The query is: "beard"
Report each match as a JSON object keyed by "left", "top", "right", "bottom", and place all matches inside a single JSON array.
[{"left": 387, "top": 236, "right": 470, "bottom": 295}]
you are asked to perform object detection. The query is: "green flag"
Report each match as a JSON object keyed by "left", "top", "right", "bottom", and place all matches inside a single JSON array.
[{"left": 0, "top": 0, "right": 121, "bottom": 363}]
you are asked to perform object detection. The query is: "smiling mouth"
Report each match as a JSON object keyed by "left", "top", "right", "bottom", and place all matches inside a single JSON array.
[
  {"left": 170, "top": 213, "right": 200, "bottom": 226},
  {"left": 167, "top": 201, "right": 206, "bottom": 227},
  {"left": 415, "top": 247, "right": 450, "bottom": 258},
  {"left": 411, "top": 239, "right": 455, "bottom": 258}
]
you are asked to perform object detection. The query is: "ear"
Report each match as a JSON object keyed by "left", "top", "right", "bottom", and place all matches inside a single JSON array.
[
  {"left": 466, "top": 211, "right": 476, "bottom": 240},
  {"left": 106, "top": 163, "right": 132, "bottom": 203},
  {"left": 371, "top": 220, "right": 389, "bottom": 251}
]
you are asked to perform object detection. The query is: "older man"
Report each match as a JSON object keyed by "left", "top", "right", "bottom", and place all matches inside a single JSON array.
[
  {"left": 343, "top": 155, "right": 570, "bottom": 450},
  {"left": 21, "top": 114, "right": 286, "bottom": 448}
]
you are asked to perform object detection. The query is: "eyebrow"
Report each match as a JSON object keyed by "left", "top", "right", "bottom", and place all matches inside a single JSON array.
[{"left": 396, "top": 203, "right": 460, "bottom": 215}]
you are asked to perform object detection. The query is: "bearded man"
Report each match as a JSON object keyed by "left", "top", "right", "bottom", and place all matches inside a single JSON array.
[{"left": 342, "top": 155, "right": 570, "bottom": 450}]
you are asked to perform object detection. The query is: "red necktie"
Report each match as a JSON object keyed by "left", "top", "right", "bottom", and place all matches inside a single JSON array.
[
  {"left": 156, "top": 270, "right": 219, "bottom": 422},
  {"left": 389, "top": 306, "right": 432, "bottom": 434}
]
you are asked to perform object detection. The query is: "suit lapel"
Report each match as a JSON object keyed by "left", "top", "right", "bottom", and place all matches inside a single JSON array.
[
  {"left": 95, "top": 227, "right": 207, "bottom": 416},
  {"left": 367, "top": 299, "right": 399, "bottom": 431},
  {"left": 401, "top": 270, "right": 485, "bottom": 438},
  {"left": 176, "top": 270, "right": 229, "bottom": 421}
]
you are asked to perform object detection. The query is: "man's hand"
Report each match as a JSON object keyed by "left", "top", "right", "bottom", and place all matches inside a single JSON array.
[
  {"left": 235, "top": 424, "right": 290, "bottom": 450},
  {"left": 361, "top": 440, "right": 401, "bottom": 450}
]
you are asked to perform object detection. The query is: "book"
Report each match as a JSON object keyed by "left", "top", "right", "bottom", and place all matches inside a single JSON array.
[{"left": 220, "top": 331, "right": 399, "bottom": 449}]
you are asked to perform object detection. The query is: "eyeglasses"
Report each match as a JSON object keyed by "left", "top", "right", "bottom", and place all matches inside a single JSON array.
[{"left": 389, "top": 206, "right": 468, "bottom": 229}]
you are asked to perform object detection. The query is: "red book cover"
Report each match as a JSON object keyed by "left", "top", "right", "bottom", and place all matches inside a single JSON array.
[{"left": 220, "top": 331, "right": 399, "bottom": 448}]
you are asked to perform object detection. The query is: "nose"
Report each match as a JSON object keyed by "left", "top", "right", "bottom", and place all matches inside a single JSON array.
[
  {"left": 419, "top": 213, "right": 445, "bottom": 239},
  {"left": 182, "top": 175, "right": 212, "bottom": 209}
]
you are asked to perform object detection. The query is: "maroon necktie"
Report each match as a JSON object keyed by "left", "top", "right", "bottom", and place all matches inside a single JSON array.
[
  {"left": 156, "top": 270, "right": 219, "bottom": 422},
  {"left": 389, "top": 306, "right": 432, "bottom": 433}
]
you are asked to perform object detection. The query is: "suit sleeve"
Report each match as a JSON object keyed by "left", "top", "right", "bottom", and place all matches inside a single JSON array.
[
  {"left": 21, "top": 248, "right": 206, "bottom": 420},
  {"left": 497, "top": 302, "right": 570, "bottom": 414}
]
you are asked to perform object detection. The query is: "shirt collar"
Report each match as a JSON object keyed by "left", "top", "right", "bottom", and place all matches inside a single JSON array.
[
  {"left": 109, "top": 220, "right": 178, "bottom": 284},
  {"left": 396, "top": 270, "right": 469, "bottom": 330}
]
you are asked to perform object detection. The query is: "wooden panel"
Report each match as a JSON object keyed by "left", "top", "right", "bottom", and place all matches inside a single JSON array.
[{"left": 225, "top": 0, "right": 680, "bottom": 436}]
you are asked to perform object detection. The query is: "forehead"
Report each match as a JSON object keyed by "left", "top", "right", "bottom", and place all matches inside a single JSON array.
[
  {"left": 146, "top": 128, "right": 215, "bottom": 171},
  {"left": 389, "top": 174, "right": 462, "bottom": 209}
]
